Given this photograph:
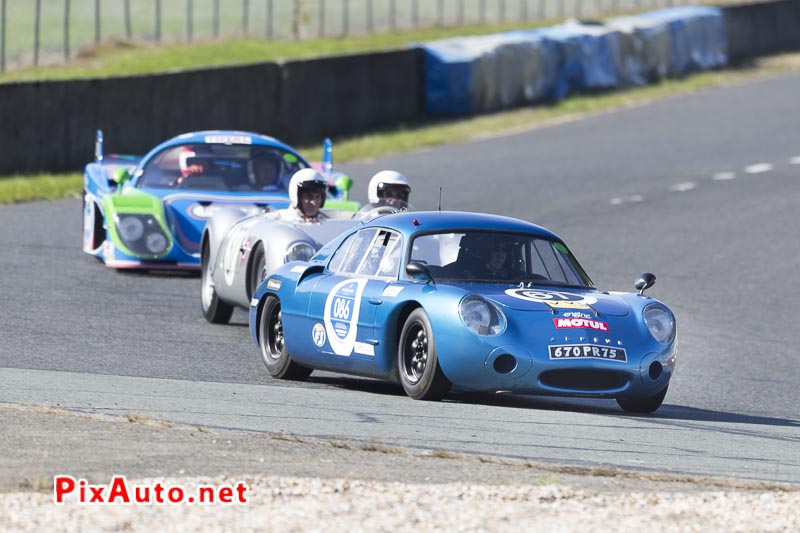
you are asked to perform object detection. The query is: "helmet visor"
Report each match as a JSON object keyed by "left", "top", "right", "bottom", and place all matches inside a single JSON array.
[{"left": 378, "top": 184, "right": 410, "bottom": 202}]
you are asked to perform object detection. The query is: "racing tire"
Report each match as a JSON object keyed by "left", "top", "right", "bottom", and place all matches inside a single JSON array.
[
  {"left": 201, "top": 241, "right": 234, "bottom": 324},
  {"left": 398, "top": 308, "right": 451, "bottom": 400},
  {"left": 259, "top": 296, "right": 312, "bottom": 380},
  {"left": 248, "top": 243, "right": 267, "bottom": 301},
  {"left": 616, "top": 385, "right": 669, "bottom": 414}
]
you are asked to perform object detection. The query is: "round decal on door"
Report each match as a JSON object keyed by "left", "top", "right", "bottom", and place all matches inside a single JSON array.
[
  {"left": 312, "top": 323, "right": 326, "bottom": 347},
  {"left": 324, "top": 278, "right": 368, "bottom": 356}
]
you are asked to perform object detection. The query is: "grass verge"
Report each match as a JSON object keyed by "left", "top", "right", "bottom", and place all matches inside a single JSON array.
[
  {"left": 3, "top": 53, "right": 799, "bottom": 206},
  {"left": 0, "top": 173, "right": 83, "bottom": 205},
  {"left": 0, "top": 20, "right": 559, "bottom": 84}
]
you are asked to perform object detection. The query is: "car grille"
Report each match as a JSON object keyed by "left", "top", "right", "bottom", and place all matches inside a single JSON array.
[{"left": 539, "top": 370, "right": 627, "bottom": 391}]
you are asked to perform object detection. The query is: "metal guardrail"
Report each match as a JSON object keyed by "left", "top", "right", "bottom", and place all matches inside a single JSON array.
[{"left": 0, "top": 0, "right": 702, "bottom": 72}]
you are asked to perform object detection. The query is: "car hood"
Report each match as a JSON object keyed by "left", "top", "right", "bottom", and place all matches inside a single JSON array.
[{"left": 472, "top": 285, "right": 631, "bottom": 317}]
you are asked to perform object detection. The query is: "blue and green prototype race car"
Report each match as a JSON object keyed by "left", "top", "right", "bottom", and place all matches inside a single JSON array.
[{"left": 82, "top": 130, "right": 357, "bottom": 269}]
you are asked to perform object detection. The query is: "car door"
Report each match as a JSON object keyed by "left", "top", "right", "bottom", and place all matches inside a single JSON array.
[{"left": 306, "top": 228, "right": 403, "bottom": 368}]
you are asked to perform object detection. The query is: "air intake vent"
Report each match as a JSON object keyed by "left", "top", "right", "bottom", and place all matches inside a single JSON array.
[{"left": 540, "top": 370, "right": 626, "bottom": 391}]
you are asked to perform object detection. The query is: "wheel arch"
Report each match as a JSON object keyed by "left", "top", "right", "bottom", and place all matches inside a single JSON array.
[
  {"left": 245, "top": 240, "right": 265, "bottom": 302},
  {"left": 200, "top": 228, "right": 211, "bottom": 259},
  {"left": 388, "top": 301, "right": 424, "bottom": 381},
  {"left": 254, "top": 291, "right": 280, "bottom": 346}
]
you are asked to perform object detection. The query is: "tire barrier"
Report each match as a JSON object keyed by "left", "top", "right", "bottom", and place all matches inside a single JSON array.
[
  {"left": 0, "top": 2, "right": 799, "bottom": 175},
  {"left": 421, "top": 33, "right": 561, "bottom": 115},
  {"left": 422, "top": 6, "right": 728, "bottom": 115}
]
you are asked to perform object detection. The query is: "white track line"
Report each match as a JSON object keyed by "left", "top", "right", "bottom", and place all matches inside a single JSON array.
[
  {"left": 670, "top": 181, "right": 697, "bottom": 192},
  {"left": 744, "top": 163, "right": 773, "bottom": 174},
  {"left": 790, "top": 156, "right": 800, "bottom": 165},
  {"left": 609, "top": 195, "right": 643, "bottom": 206},
  {"left": 713, "top": 171, "right": 736, "bottom": 181}
]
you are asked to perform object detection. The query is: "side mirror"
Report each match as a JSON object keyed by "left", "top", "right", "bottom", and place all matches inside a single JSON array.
[
  {"left": 334, "top": 174, "right": 353, "bottom": 201},
  {"left": 634, "top": 272, "right": 656, "bottom": 295},
  {"left": 112, "top": 168, "right": 132, "bottom": 185},
  {"left": 406, "top": 262, "right": 434, "bottom": 284}
]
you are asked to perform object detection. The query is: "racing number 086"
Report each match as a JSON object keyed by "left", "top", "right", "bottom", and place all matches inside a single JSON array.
[{"left": 333, "top": 298, "right": 351, "bottom": 320}]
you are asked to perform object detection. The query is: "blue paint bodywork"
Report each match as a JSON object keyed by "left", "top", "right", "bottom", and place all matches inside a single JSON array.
[{"left": 250, "top": 211, "right": 677, "bottom": 404}]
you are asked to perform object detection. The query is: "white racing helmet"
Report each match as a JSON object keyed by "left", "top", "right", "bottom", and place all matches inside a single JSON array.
[
  {"left": 368, "top": 170, "right": 411, "bottom": 204},
  {"left": 288, "top": 168, "right": 328, "bottom": 209}
]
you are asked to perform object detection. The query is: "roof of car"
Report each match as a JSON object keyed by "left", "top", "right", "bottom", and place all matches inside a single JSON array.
[
  {"left": 363, "top": 210, "right": 561, "bottom": 241},
  {"left": 150, "top": 130, "right": 305, "bottom": 159}
]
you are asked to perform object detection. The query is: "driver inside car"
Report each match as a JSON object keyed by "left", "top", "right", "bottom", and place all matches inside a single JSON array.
[
  {"left": 175, "top": 146, "right": 212, "bottom": 186},
  {"left": 367, "top": 170, "right": 411, "bottom": 208},
  {"left": 270, "top": 168, "right": 329, "bottom": 223},
  {"left": 480, "top": 240, "right": 515, "bottom": 279},
  {"left": 248, "top": 151, "right": 284, "bottom": 192},
  {"left": 453, "top": 235, "right": 520, "bottom": 281}
]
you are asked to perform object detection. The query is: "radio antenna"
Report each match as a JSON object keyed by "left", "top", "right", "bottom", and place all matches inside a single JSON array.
[{"left": 438, "top": 187, "right": 443, "bottom": 212}]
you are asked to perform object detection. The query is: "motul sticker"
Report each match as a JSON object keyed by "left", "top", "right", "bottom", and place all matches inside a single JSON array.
[{"left": 553, "top": 318, "right": 609, "bottom": 332}]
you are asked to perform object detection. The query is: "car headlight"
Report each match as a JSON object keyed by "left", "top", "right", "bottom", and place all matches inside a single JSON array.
[
  {"left": 145, "top": 232, "right": 169, "bottom": 254},
  {"left": 459, "top": 295, "right": 507, "bottom": 336},
  {"left": 285, "top": 242, "right": 316, "bottom": 263},
  {"left": 113, "top": 214, "right": 170, "bottom": 257},
  {"left": 117, "top": 215, "right": 144, "bottom": 241},
  {"left": 644, "top": 304, "right": 676, "bottom": 345}
]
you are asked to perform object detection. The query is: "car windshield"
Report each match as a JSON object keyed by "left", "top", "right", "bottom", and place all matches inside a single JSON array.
[
  {"left": 409, "top": 231, "right": 594, "bottom": 287},
  {"left": 136, "top": 143, "right": 308, "bottom": 192}
]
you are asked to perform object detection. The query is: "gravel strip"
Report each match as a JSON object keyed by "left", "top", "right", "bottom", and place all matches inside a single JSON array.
[
  {"left": 2, "top": 403, "right": 798, "bottom": 531},
  {"left": 1, "top": 475, "right": 799, "bottom": 532}
]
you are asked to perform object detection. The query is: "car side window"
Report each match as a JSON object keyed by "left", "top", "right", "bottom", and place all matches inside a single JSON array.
[
  {"left": 328, "top": 229, "right": 378, "bottom": 275},
  {"left": 355, "top": 230, "right": 402, "bottom": 278},
  {"left": 376, "top": 232, "right": 402, "bottom": 278}
]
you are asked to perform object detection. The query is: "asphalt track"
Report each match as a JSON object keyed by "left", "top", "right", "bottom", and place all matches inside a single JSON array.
[{"left": 2, "top": 71, "right": 799, "bottom": 484}]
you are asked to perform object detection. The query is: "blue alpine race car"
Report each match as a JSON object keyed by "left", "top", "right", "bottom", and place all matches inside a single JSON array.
[
  {"left": 82, "top": 130, "right": 356, "bottom": 269},
  {"left": 249, "top": 211, "right": 677, "bottom": 413}
]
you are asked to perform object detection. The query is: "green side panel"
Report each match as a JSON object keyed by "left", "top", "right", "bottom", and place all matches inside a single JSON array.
[{"left": 325, "top": 199, "right": 361, "bottom": 211}]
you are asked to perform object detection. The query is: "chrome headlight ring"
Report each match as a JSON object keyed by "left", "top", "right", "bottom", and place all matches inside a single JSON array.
[
  {"left": 285, "top": 241, "right": 316, "bottom": 263},
  {"left": 643, "top": 304, "right": 676, "bottom": 345},
  {"left": 459, "top": 294, "right": 507, "bottom": 336}
]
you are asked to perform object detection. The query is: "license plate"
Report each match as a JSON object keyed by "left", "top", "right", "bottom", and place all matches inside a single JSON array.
[{"left": 549, "top": 344, "right": 627, "bottom": 362}]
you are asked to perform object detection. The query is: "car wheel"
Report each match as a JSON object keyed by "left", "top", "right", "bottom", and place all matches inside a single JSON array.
[
  {"left": 398, "top": 308, "right": 451, "bottom": 400},
  {"left": 259, "top": 296, "right": 312, "bottom": 380},
  {"left": 616, "top": 384, "right": 669, "bottom": 414},
  {"left": 201, "top": 241, "right": 234, "bottom": 324},
  {"left": 248, "top": 243, "right": 267, "bottom": 301}
]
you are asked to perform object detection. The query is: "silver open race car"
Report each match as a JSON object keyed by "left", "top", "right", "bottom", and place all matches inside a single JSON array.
[{"left": 200, "top": 201, "right": 407, "bottom": 323}]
